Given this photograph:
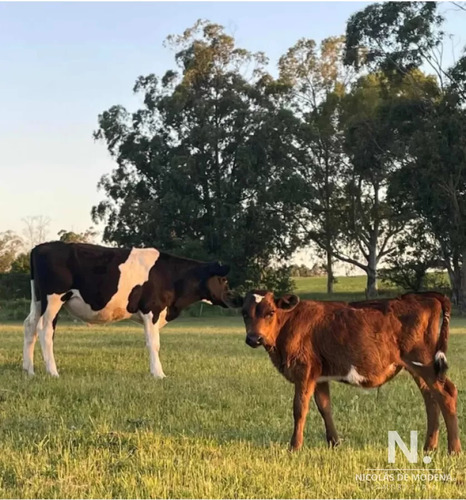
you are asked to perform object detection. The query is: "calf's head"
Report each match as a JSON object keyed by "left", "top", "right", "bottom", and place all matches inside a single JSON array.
[{"left": 233, "top": 291, "right": 300, "bottom": 348}]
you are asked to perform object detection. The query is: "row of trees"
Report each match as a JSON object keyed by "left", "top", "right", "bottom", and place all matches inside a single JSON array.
[
  {"left": 93, "top": 3, "right": 466, "bottom": 305},
  {"left": 0, "top": 217, "right": 96, "bottom": 274}
]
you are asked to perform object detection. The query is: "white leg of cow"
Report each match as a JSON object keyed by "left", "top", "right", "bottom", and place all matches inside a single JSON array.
[
  {"left": 141, "top": 312, "right": 166, "bottom": 379},
  {"left": 23, "top": 300, "right": 40, "bottom": 375},
  {"left": 37, "top": 294, "right": 63, "bottom": 377}
]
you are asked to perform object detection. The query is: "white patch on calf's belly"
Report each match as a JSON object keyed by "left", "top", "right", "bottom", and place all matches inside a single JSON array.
[
  {"left": 318, "top": 365, "right": 366, "bottom": 386},
  {"left": 346, "top": 366, "right": 366, "bottom": 385},
  {"left": 64, "top": 248, "right": 160, "bottom": 324}
]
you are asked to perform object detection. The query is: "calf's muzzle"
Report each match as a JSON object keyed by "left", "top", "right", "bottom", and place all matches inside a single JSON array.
[{"left": 245, "top": 332, "right": 263, "bottom": 348}]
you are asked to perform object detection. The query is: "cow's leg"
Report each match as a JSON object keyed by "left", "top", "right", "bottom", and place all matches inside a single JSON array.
[
  {"left": 411, "top": 374, "right": 440, "bottom": 451},
  {"left": 37, "top": 294, "right": 63, "bottom": 377},
  {"left": 290, "top": 378, "right": 316, "bottom": 451},
  {"left": 314, "top": 382, "right": 340, "bottom": 447},
  {"left": 141, "top": 312, "right": 166, "bottom": 379},
  {"left": 404, "top": 360, "right": 461, "bottom": 454},
  {"left": 23, "top": 295, "right": 41, "bottom": 375}
]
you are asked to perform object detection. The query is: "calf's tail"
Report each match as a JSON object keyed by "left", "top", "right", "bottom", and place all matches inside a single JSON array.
[{"left": 429, "top": 293, "right": 451, "bottom": 381}]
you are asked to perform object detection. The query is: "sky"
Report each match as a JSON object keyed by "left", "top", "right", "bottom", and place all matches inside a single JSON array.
[{"left": 0, "top": 1, "right": 465, "bottom": 247}]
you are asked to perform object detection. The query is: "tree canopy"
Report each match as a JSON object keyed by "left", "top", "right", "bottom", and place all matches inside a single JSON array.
[{"left": 94, "top": 6, "right": 466, "bottom": 303}]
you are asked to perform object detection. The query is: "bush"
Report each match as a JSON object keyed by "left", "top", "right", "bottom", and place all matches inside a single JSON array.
[{"left": 0, "top": 273, "right": 30, "bottom": 300}]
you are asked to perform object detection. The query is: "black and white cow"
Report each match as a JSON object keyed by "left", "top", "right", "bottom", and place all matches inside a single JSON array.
[{"left": 23, "top": 241, "right": 230, "bottom": 378}]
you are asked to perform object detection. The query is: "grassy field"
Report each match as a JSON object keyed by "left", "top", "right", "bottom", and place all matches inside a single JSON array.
[{"left": 0, "top": 277, "right": 465, "bottom": 498}]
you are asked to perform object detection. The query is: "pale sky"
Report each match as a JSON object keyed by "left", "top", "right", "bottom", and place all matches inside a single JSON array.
[{"left": 1, "top": 1, "right": 465, "bottom": 244}]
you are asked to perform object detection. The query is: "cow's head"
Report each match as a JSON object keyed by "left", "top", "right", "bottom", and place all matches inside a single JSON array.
[
  {"left": 199, "top": 262, "right": 231, "bottom": 307},
  {"left": 231, "top": 290, "right": 300, "bottom": 348}
]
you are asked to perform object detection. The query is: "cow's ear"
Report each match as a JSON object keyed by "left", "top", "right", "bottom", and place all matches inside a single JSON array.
[
  {"left": 275, "top": 294, "right": 300, "bottom": 311},
  {"left": 210, "top": 262, "right": 230, "bottom": 277}
]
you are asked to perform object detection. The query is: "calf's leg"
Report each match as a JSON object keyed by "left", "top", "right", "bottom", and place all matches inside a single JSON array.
[
  {"left": 314, "top": 382, "right": 340, "bottom": 447},
  {"left": 405, "top": 360, "right": 461, "bottom": 454},
  {"left": 411, "top": 374, "right": 440, "bottom": 451},
  {"left": 290, "top": 378, "right": 316, "bottom": 451}
]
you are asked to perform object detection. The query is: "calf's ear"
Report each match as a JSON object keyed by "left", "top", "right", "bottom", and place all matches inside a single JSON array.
[{"left": 275, "top": 294, "right": 300, "bottom": 311}]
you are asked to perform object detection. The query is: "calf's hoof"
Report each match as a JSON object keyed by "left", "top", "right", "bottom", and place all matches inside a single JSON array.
[
  {"left": 448, "top": 441, "right": 462, "bottom": 455},
  {"left": 289, "top": 440, "right": 303, "bottom": 452}
]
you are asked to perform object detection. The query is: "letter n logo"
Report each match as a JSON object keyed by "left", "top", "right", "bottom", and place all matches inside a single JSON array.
[{"left": 388, "top": 431, "right": 418, "bottom": 464}]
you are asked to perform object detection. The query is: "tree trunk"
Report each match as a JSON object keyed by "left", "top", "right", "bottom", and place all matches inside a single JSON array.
[
  {"left": 460, "top": 250, "right": 466, "bottom": 313},
  {"left": 366, "top": 249, "right": 378, "bottom": 298},
  {"left": 366, "top": 269, "right": 377, "bottom": 298},
  {"left": 449, "top": 264, "right": 462, "bottom": 307},
  {"left": 326, "top": 250, "right": 334, "bottom": 294}
]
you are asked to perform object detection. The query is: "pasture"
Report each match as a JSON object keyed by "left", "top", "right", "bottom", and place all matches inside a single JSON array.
[{"left": 0, "top": 279, "right": 465, "bottom": 498}]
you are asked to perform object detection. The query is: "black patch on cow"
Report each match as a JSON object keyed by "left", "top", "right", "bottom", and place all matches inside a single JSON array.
[
  {"left": 127, "top": 285, "right": 143, "bottom": 314},
  {"left": 31, "top": 241, "right": 132, "bottom": 314},
  {"left": 61, "top": 291, "right": 73, "bottom": 302}
]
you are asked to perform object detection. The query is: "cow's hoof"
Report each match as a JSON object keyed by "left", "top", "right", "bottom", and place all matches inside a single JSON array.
[
  {"left": 327, "top": 437, "right": 341, "bottom": 448},
  {"left": 48, "top": 371, "right": 60, "bottom": 378},
  {"left": 152, "top": 373, "right": 166, "bottom": 379},
  {"left": 23, "top": 367, "right": 35, "bottom": 376}
]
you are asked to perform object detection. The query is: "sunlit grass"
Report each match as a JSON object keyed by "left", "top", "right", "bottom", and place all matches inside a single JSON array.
[{"left": 0, "top": 316, "right": 465, "bottom": 498}]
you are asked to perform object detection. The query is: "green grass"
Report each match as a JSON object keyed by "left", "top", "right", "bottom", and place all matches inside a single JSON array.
[
  {"left": 292, "top": 272, "right": 450, "bottom": 302},
  {"left": 293, "top": 275, "right": 395, "bottom": 301},
  {"left": 0, "top": 316, "right": 465, "bottom": 498},
  {"left": 0, "top": 275, "right": 464, "bottom": 498}
]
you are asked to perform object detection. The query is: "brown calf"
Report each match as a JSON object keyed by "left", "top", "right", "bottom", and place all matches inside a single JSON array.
[{"left": 235, "top": 291, "right": 461, "bottom": 454}]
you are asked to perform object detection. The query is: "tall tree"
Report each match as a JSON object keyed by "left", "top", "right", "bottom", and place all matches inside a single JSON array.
[
  {"left": 335, "top": 73, "right": 409, "bottom": 297},
  {"left": 278, "top": 36, "right": 350, "bottom": 293},
  {"left": 0, "top": 231, "right": 23, "bottom": 272},
  {"left": 58, "top": 228, "right": 97, "bottom": 244},
  {"left": 93, "top": 20, "right": 302, "bottom": 290},
  {"left": 346, "top": 1, "right": 466, "bottom": 306},
  {"left": 388, "top": 95, "right": 466, "bottom": 307},
  {"left": 22, "top": 215, "right": 50, "bottom": 250},
  {"left": 345, "top": 2, "right": 444, "bottom": 78}
]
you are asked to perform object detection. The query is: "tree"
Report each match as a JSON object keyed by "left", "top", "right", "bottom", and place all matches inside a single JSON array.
[
  {"left": 0, "top": 231, "right": 23, "bottom": 272},
  {"left": 93, "top": 20, "right": 303, "bottom": 291},
  {"left": 378, "top": 224, "right": 442, "bottom": 291},
  {"left": 388, "top": 96, "right": 466, "bottom": 306},
  {"left": 278, "top": 36, "right": 350, "bottom": 294},
  {"left": 58, "top": 228, "right": 97, "bottom": 243},
  {"left": 10, "top": 252, "right": 30, "bottom": 274},
  {"left": 345, "top": 1, "right": 466, "bottom": 306},
  {"left": 22, "top": 215, "right": 50, "bottom": 250},
  {"left": 330, "top": 72, "right": 413, "bottom": 297},
  {"left": 345, "top": 2, "right": 444, "bottom": 79}
]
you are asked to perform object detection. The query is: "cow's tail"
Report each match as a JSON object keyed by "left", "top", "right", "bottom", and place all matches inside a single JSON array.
[{"left": 431, "top": 293, "right": 451, "bottom": 381}]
